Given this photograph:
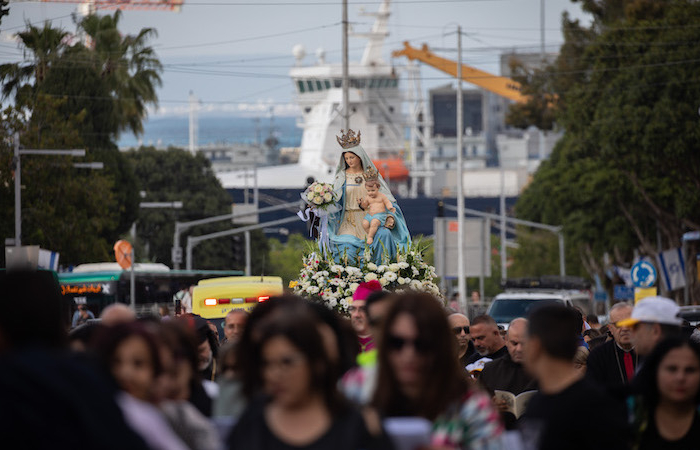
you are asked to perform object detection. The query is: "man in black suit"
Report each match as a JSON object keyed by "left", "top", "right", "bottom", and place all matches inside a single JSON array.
[{"left": 586, "top": 302, "right": 637, "bottom": 391}]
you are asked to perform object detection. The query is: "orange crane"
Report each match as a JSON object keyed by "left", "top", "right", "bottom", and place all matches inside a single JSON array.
[{"left": 392, "top": 41, "right": 526, "bottom": 103}]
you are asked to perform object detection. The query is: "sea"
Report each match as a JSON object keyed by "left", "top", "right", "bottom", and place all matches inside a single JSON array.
[{"left": 117, "top": 115, "right": 303, "bottom": 149}]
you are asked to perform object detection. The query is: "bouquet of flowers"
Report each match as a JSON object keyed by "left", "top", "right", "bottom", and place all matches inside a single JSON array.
[
  {"left": 291, "top": 242, "right": 442, "bottom": 314},
  {"left": 298, "top": 182, "right": 340, "bottom": 257},
  {"left": 301, "top": 182, "right": 339, "bottom": 213}
]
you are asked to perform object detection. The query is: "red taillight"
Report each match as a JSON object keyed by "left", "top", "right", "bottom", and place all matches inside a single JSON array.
[
  {"left": 258, "top": 296, "right": 270, "bottom": 302},
  {"left": 244, "top": 297, "right": 258, "bottom": 303},
  {"left": 204, "top": 298, "right": 217, "bottom": 306},
  {"left": 218, "top": 298, "right": 231, "bottom": 304}
]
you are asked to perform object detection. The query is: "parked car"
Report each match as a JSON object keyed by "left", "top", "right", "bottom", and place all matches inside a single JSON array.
[{"left": 487, "top": 277, "right": 593, "bottom": 330}]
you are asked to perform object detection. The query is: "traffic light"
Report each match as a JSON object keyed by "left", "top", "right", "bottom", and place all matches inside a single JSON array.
[
  {"left": 437, "top": 200, "right": 445, "bottom": 217},
  {"left": 231, "top": 235, "right": 244, "bottom": 268}
]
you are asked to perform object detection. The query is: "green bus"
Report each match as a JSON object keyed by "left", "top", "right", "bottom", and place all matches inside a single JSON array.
[{"left": 58, "top": 263, "right": 243, "bottom": 319}]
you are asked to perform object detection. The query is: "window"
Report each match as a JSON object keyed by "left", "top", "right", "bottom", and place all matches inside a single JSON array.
[
  {"left": 306, "top": 80, "right": 314, "bottom": 92},
  {"left": 316, "top": 80, "right": 323, "bottom": 91},
  {"left": 333, "top": 79, "right": 342, "bottom": 88},
  {"left": 324, "top": 80, "right": 331, "bottom": 89},
  {"left": 297, "top": 80, "right": 305, "bottom": 93}
]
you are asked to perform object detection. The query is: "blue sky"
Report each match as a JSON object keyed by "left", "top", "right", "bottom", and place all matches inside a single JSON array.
[{"left": 0, "top": 0, "right": 591, "bottom": 117}]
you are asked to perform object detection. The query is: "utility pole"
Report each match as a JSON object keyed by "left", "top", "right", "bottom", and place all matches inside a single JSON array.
[
  {"left": 342, "top": 0, "right": 350, "bottom": 131},
  {"left": 456, "top": 26, "right": 467, "bottom": 313}
]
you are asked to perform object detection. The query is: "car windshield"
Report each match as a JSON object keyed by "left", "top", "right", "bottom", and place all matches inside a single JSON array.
[{"left": 489, "top": 298, "right": 560, "bottom": 324}]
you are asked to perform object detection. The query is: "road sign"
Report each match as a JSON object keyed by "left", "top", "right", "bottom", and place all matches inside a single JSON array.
[
  {"left": 114, "top": 240, "right": 133, "bottom": 270},
  {"left": 433, "top": 217, "right": 491, "bottom": 278},
  {"left": 635, "top": 287, "right": 658, "bottom": 303},
  {"left": 631, "top": 260, "right": 657, "bottom": 288},
  {"left": 614, "top": 285, "right": 634, "bottom": 301}
]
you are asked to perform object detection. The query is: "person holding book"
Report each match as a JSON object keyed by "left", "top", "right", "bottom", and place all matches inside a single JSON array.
[{"left": 480, "top": 318, "right": 537, "bottom": 430}]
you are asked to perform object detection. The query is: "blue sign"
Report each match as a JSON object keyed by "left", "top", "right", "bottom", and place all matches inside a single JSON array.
[
  {"left": 614, "top": 285, "right": 634, "bottom": 300},
  {"left": 631, "top": 261, "right": 657, "bottom": 288},
  {"left": 594, "top": 291, "right": 609, "bottom": 302}
]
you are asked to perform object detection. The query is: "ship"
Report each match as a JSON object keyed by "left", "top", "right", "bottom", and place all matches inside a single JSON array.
[
  {"left": 216, "top": 0, "right": 520, "bottom": 238},
  {"left": 217, "top": 0, "right": 408, "bottom": 192}
]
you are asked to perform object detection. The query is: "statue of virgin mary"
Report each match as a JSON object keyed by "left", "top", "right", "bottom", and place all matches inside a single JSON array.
[{"left": 328, "top": 130, "right": 410, "bottom": 265}]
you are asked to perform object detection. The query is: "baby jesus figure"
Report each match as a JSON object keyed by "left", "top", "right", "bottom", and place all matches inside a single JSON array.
[{"left": 359, "top": 178, "right": 396, "bottom": 244}]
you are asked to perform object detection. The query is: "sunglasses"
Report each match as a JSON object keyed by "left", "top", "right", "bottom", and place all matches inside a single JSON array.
[
  {"left": 386, "top": 334, "right": 431, "bottom": 354},
  {"left": 452, "top": 326, "right": 470, "bottom": 335}
]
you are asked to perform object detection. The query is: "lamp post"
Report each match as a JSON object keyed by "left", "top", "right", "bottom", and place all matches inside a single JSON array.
[{"left": 12, "top": 133, "right": 87, "bottom": 247}]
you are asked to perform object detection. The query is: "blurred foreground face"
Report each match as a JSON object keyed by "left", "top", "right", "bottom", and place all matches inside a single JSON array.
[
  {"left": 631, "top": 323, "right": 658, "bottom": 356},
  {"left": 197, "top": 340, "right": 213, "bottom": 371},
  {"left": 262, "top": 336, "right": 312, "bottom": 408},
  {"left": 112, "top": 336, "right": 155, "bottom": 402},
  {"left": 657, "top": 346, "right": 700, "bottom": 405},
  {"left": 387, "top": 313, "right": 427, "bottom": 393},
  {"left": 609, "top": 306, "right": 633, "bottom": 347},
  {"left": 224, "top": 312, "right": 247, "bottom": 343}
]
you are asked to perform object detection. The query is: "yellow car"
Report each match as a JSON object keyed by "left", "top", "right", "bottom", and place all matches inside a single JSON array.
[{"left": 192, "top": 276, "right": 284, "bottom": 323}]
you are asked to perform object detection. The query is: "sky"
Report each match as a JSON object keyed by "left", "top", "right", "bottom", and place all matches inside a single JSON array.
[{"left": 0, "top": 0, "right": 592, "bottom": 118}]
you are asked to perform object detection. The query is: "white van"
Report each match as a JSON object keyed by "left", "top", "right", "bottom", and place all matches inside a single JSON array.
[{"left": 487, "top": 289, "right": 592, "bottom": 330}]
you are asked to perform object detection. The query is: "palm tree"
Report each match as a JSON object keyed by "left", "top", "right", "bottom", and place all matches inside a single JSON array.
[
  {"left": 78, "top": 11, "right": 162, "bottom": 136},
  {"left": 0, "top": 21, "right": 68, "bottom": 104}
]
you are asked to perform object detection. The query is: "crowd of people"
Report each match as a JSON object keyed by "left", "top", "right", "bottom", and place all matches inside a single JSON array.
[{"left": 1, "top": 269, "right": 700, "bottom": 450}]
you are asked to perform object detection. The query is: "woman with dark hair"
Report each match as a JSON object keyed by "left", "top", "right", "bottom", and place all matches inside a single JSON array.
[
  {"left": 373, "top": 292, "right": 503, "bottom": 449},
  {"left": 227, "top": 307, "right": 391, "bottom": 449},
  {"left": 92, "top": 322, "right": 189, "bottom": 450},
  {"left": 629, "top": 337, "right": 700, "bottom": 449}
]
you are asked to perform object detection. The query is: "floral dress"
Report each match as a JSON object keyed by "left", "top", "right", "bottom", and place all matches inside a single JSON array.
[{"left": 431, "top": 389, "right": 504, "bottom": 450}]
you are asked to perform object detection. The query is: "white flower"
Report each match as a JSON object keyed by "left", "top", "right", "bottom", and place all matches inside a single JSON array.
[
  {"left": 349, "top": 282, "right": 359, "bottom": 292},
  {"left": 410, "top": 280, "right": 422, "bottom": 290},
  {"left": 364, "top": 272, "right": 378, "bottom": 281},
  {"left": 377, "top": 265, "right": 388, "bottom": 273},
  {"left": 313, "top": 196, "right": 323, "bottom": 205},
  {"left": 306, "top": 192, "right": 316, "bottom": 202},
  {"left": 367, "top": 262, "right": 378, "bottom": 271},
  {"left": 338, "top": 280, "right": 347, "bottom": 288},
  {"left": 340, "top": 298, "right": 349, "bottom": 308},
  {"left": 398, "top": 277, "right": 408, "bottom": 285},
  {"left": 314, "top": 184, "right": 323, "bottom": 193},
  {"left": 323, "top": 192, "right": 332, "bottom": 201},
  {"left": 346, "top": 267, "right": 361, "bottom": 277},
  {"left": 379, "top": 277, "right": 390, "bottom": 287},
  {"left": 330, "top": 265, "right": 344, "bottom": 273},
  {"left": 308, "top": 286, "right": 320, "bottom": 294},
  {"left": 397, "top": 262, "right": 409, "bottom": 269},
  {"left": 329, "top": 298, "right": 338, "bottom": 307},
  {"left": 412, "top": 267, "right": 420, "bottom": 276},
  {"left": 384, "top": 271, "right": 397, "bottom": 282},
  {"left": 389, "top": 263, "right": 400, "bottom": 272}
]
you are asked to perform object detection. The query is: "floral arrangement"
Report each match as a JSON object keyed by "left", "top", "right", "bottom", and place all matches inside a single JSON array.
[
  {"left": 290, "top": 242, "right": 441, "bottom": 314},
  {"left": 301, "top": 181, "right": 339, "bottom": 212}
]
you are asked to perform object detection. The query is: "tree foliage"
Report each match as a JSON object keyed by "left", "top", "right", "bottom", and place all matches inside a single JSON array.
[
  {"left": 0, "top": 98, "right": 119, "bottom": 265},
  {"left": 125, "top": 147, "right": 269, "bottom": 271},
  {"left": 511, "top": 0, "right": 700, "bottom": 297},
  {"left": 0, "top": 14, "right": 163, "bottom": 265}
]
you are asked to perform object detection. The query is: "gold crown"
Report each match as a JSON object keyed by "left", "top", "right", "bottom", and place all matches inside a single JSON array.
[
  {"left": 363, "top": 167, "right": 379, "bottom": 182},
  {"left": 336, "top": 129, "right": 361, "bottom": 149}
]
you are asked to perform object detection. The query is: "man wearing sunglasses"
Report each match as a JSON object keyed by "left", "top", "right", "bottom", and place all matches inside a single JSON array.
[{"left": 448, "top": 313, "right": 474, "bottom": 370}]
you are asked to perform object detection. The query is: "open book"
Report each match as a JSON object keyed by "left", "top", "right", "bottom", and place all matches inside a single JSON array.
[{"left": 493, "top": 390, "right": 537, "bottom": 419}]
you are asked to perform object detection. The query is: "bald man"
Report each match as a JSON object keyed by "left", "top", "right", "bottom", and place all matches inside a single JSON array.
[
  {"left": 100, "top": 303, "right": 136, "bottom": 326},
  {"left": 448, "top": 313, "right": 474, "bottom": 369},
  {"left": 479, "top": 318, "right": 536, "bottom": 429}
]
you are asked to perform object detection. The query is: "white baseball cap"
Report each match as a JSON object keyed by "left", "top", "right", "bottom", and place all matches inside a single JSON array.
[{"left": 616, "top": 296, "right": 683, "bottom": 327}]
